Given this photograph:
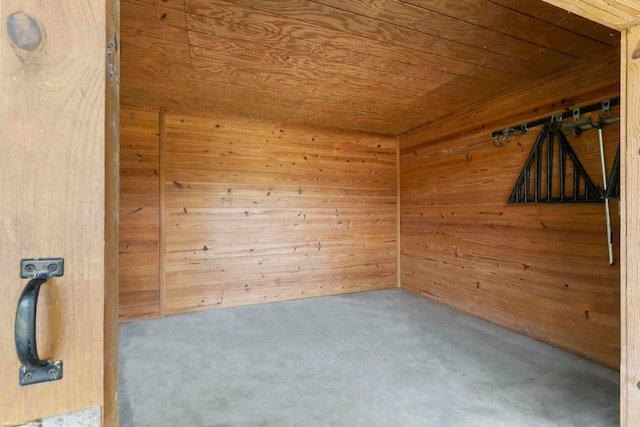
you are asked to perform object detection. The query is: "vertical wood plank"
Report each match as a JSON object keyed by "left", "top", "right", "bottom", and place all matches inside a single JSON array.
[
  {"left": 621, "top": 23, "right": 640, "bottom": 427},
  {"left": 103, "top": 0, "right": 120, "bottom": 425},
  {"left": 119, "top": 106, "right": 161, "bottom": 321},
  {"left": 0, "top": 1, "right": 106, "bottom": 422},
  {"left": 620, "top": 24, "right": 628, "bottom": 427},
  {"left": 159, "top": 107, "right": 167, "bottom": 317}
]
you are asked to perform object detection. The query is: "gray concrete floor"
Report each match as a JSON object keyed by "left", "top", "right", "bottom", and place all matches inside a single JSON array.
[{"left": 119, "top": 289, "right": 619, "bottom": 426}]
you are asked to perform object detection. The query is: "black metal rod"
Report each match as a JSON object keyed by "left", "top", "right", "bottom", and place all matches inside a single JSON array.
[
  {"left": 585, "top": 181, "right": 589, "bottom": 200},
  {"left": 559, "top": 143, "right": 565, "bottom": 202},
  {"left": 535, "top": 131, "right": 542, "bottom": 202},
  {"left": 508, "top": 128, "right": 547, "bottom": 204},
  {"left": 547, "top": 131, "right": 553, "bottom": 201},
  {"left": 605, "top": 146, "right": 621, "bottom": 199},
  {"left": 524, "top": 166, "right": 529, "bottom": 202},
  {"left": 554, "top": 127, "right": 601, "bottom": 202},
  {"left": 575, "top": 165, "right": 580, "bottom": 201},
  {"left": 491, "top": 97, "right": 620, "bottom": 139}
]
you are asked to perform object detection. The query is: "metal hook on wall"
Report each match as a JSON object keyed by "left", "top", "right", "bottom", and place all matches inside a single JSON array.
[{"left": 491, "top": 124, "right": 530, "bottom": 148}]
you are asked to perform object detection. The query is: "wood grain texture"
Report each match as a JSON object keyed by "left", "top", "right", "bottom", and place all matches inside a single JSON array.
[
  {"left": 542, "top": 0, "right": 640, "bottom": 30},
  {"left": 103, "top": 0, "right": 119, "bottom": 425},
  {"left": 119, "top": 0, "right": 619, "bottom": 134},
  {"left": 400, "top": 81, "right": 621, "bottom": 368},
  {"left": 0, "top": 1, "right": 106, "bottom": 422},
  {"left": 217, "top": 0, "right": 549, "bottom": 76},
  {"left": 353, "top": 0, "right": 616, "bottom": 57},
  {"left": 621, "top": 24, "right": 640, "bottom": 427},
  {"left": 159, "top": 107, "right": 167, "bottom": 317},
  {"left": 620, "top": 24, "right": 629, "bottom": 427},
  {"left": 401, "top": 47, "right": 621, "bottom": 151},
  {"left": 119, "top": 107, "right": 161, "bottom": 321},
  {"left": 163, "top": 111, "right": 398, "bottom": 315},
  {"left": 447, "top": 0, "right": 619, "bottom": 47}
]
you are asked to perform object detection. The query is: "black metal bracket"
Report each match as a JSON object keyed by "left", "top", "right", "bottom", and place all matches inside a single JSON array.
[
  {"left": 508, "top": 125, "right": 602, "bottom": 204},
  {"left": 16, "top": 258, "right": 64, "bottom": 386}
]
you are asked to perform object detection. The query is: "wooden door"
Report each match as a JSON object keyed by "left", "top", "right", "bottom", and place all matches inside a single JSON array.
[{"left": 0, "top": 1, "right": 118, "bottom": 425}]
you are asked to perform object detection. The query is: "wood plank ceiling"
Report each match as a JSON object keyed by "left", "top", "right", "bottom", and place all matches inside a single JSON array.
[{"left": 120, "top": 0, "right": 620, "bottom": 135}]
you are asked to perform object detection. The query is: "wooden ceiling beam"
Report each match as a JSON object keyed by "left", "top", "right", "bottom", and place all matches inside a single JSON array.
[{"left": 541, "top": 0, "right": 640, "bottom": 30}]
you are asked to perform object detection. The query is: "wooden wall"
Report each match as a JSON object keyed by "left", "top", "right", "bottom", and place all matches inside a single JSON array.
[
  {"left": 119, "top": 107, "right": 161, "bottom": 321},
  {"left": 119, "top": 43, "right": 620, "bottom": 371},
  {"left": 119, "top": 107, "right": 398, "bottom": 320},
  {"left": 399, "top": 52, "right": 621, "bottom": 369}
]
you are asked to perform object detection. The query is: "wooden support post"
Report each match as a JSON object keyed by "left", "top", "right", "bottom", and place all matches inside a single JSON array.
[
  {"left": 103, "top": 0, "right": 120, "bottom": 425},
  {"left": 621, "top": 24, "right": 640, "bottom": 426},
  {"left": 1, "top": 0, "right": 111, "bottom": 422}
]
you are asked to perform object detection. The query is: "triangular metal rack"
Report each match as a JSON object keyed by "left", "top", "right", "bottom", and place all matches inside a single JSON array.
[{"left": 508, "top": 124, "right": 603, "bottom": 204}]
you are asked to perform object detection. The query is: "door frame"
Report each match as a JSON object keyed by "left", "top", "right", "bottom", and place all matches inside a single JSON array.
[
  {"left": 0, "top": 0, "right": 119, "bottom": 425},
  {"left": 104, "top": 0, "right": 120, "bottom": 426},
  {"left": 103, "top": 1, "right": 637, "bottom": 424},
  {"left": 108, "top": 1, "right": 640, "bottom": 425}
]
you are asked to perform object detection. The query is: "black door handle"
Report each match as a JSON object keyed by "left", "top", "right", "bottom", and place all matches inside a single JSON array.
[{"left": 15, "top": 258, "right": 64, "bottom": 386}]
